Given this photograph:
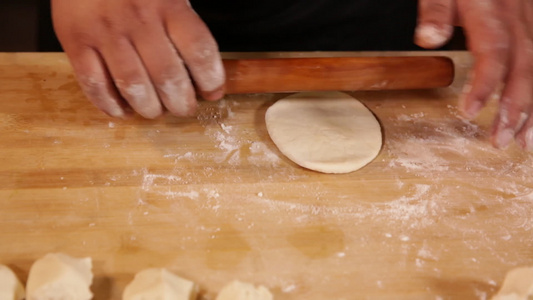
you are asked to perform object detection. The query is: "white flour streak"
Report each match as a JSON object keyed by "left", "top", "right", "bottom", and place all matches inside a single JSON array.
[
  {"left": 164, "top": 152, "right": 193, "bottom": 161},
  {"left": 142, "top": 172, "right": 181, "bottom": 189},
  {"left": 215, "top": 131, "right": 239, "bottom": 153},
  {"left": 249, "top": 141, "right": 280, "bottom": 166},
  {"left": 167, "top": 191, "right": 199, "bottom": 199},
  {"left": 282, "top": 284, "right": 297, "bottom": 293},
  {"left": 417, "top": 242, "right": 439, "bottom": 261},
  {"left": 397, "top": 112, "right": 425, "bottom": 122}
]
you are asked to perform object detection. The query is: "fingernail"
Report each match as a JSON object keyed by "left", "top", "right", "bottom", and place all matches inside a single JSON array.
[
  {"left": 516, "top": 112, "right": 528, "bottom": 131},
  {"left": 526, "top": 127, "right": 533, "bottom": 152},
  {"left": 496, "top": 128, "right": 515, "bottom": 149},
  {"left": 461, "top": 100, "right": 483, "bottom": 120},
  {"left": 458, "top": 72, "right": 477, "bottom": 119},
  {"left": 204, "top": 88, "right": 225, "bottom": 101},
  {"left": 103, "top": 104, "right": 127, "bottom": 119},
  {"left": 499, "top": 103, "right": 511, "bottom": 126},
  {"left": 108, "top": 109, "right": 125, "bottom": 119},
  {"left": 416, "top": 24, "right": 450, "bottom": 48},
  {"left": 462, "top": 82, "right": 472, "bottom": 95}
]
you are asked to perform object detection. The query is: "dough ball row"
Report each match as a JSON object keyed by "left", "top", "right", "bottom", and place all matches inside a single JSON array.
[
  {"left": 1, "top": 253, "right": 92, "bottom": 300},
  {"left": 124, "top": 268, "right": 272, "bottom": 300},
  {"left": 0, "top": 253, "right": 273, "bottom": 300},
  {"left": 2, "top": 252, "right": 533, "bottom": 299}
]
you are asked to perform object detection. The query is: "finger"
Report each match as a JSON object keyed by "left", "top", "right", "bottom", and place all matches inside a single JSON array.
[
  {"left": 99, "top": 37, "right": 164, "bottom": 119},
  {"left": 415, "top": 0, "right": 455, "bottom": 49},
  {"left": 131, "top": 25, "right": 197, "bottom": 117},
  {"left": 457, "top": 1, "right": 510, "bottom": 120},
  {"left": 64, "top": 46, "right": 129, "bottom": 118},
  {"left": 516, "top": 113, "right": 533, "bottom": 151},
  {"left": 509, "top": 1, "right": 533, "bottom": 150},
  {"left": 491, "top": 48, "right": 533, "bottom": 149},
  {"left": 527, "top": 0, "right": 533, "bottom": 27},
  {"left": 164, "top": 4, "right": 225, "bottom": 101},
  {"left": 491, "top": 95, "right": 531, "bottom": 149}
]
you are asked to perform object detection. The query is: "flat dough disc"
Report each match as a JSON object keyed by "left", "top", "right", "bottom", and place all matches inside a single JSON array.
[{"left": 265, "top": 91, "right": 382, "bottom": 173}]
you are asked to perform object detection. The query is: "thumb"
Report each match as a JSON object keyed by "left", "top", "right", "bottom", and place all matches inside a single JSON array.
[{"left": 415, "top": 0, "right": 455, "bottom": 49}]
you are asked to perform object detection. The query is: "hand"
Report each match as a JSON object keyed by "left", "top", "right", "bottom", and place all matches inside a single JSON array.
[
  {"left": 52, "top": 0, "right": 225, "bottom": 119},
  {"left": 415, "top": 0, "right": 533, "bottom": 151}
]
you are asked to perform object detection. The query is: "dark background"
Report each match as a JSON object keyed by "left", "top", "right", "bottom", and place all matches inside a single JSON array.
[
  {"left": 1, "top": 0, "right": 40, "bottom": 51},
  {"left": 0, "top": 0, "right": 466, "bottom": 52}
]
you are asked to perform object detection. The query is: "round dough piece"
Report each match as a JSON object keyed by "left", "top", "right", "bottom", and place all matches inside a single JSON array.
[
  {"left": 123, "top": 268, "right": 198, "bottom": 300},
  {"left": 0, "top": 265, "right": 25, "bottom": 300},
  {"left": 26, "top": 253, "right": 93, "bottom": 300},
  {"left": 216, "top": 280, "right": 272, "bottom": 300},
  {"left": 265, "top": 91, "right": 382, "bottom": 173}
]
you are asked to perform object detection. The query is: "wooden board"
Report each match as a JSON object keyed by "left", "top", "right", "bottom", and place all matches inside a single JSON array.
[{"left": 0, "top": 52, "right": 532, "bottom": 299}]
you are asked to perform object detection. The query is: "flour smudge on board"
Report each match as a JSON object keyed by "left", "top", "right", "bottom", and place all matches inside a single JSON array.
[{"left": 128, "top": 93, "right": 533, "bottom": 299}]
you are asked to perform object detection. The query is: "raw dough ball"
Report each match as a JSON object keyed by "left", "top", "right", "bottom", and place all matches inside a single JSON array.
[
  {"left": 26, "top": 253, "right": 93, "bottom": 300},
  {"left": 492, "top": 267, "right": 533, "bottom": 300},
  {"left": 0, "top": 265, "right": 25, "bottom": 300},
  {"left": 216, "top": 280, "right": 273, "bottom": 300},
  {"left": 265, "top": 91, "right": 382, "bottom": 173},
  {"left": 123, "top": 268, "right": 198, "bottom": 300}
]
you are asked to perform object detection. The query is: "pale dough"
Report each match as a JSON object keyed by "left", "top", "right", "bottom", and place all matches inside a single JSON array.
[
  {"left": 26, "top": 253, "right": 93, "bottom": 300},
  {"left": 216, "top": 280, "right": 273, "bottom": 300},
  {"left": 492, "top": 267, "right": 533, "bottom": 300},
  {"left": 0, "top": 265, "right": 25, "bottom": 300},
  {"left": 123, "top": 268, "right": 198, "bottom": 300},
  {"left": 265, "top": 91, "right": 382, "bottom": 173}
]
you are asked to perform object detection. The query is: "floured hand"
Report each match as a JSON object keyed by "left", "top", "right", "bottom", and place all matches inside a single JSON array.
[
  {"left": 52, "top": 0, "right": 225, "bottom": 119},
  {"left": 415, "top": 0, "right": 533, "bottom": 151}
]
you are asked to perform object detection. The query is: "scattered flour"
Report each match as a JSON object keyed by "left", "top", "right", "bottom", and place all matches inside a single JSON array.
[
  {"left": 164, "top": 152, "right": 193, "bottom": 161},
  {"left": 282, "top": 284, "right": 297, "bottom": 293},
  {"left": 248, "top": 142, "right": 280, "bottom": 166},
  {"left": 141, "top": 172, "right": 182, "bottom": 188},
  {"left": 417, "top": 242, "right": 439, "bottom": 261},
  {"left": 121, "top": 92, "right": 532, "bottom": 300}
]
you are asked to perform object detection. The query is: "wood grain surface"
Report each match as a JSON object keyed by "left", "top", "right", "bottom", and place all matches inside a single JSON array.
[{"left": 0, "top": 52, "right": 532, "bottom": 300}]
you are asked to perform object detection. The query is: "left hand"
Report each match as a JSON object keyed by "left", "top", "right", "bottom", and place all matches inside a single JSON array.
[{"left": 415, "top": 0, "right": 533, "bottom": 151}]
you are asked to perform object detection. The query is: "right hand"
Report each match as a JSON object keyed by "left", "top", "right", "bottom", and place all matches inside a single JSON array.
[
  {"left": 52, "top": 0, "right": 225, "bottom": 119},
  {"left": 415, "top": 0, "right": 533, "bottom": 151}
]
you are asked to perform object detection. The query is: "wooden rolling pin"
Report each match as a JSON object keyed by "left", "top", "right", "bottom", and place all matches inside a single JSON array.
[{"left": 223, "top": 56, "right": 454, "bottom": 94}]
